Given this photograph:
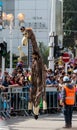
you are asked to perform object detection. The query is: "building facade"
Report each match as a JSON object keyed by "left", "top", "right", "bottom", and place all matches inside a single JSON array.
[{"left": 0, "top": 0, "right": 63, "bottom": 56}]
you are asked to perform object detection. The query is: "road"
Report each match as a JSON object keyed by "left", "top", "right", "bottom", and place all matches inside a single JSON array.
[
  {"left": 0, "top": 117, "right": 10, "bottom": 130},
  {"left": 0, "top": 113, "right": 77, "bottom": 130}
]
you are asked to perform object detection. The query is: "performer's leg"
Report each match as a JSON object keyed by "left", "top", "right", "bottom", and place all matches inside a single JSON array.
[
  {"left": 43, "top": 99, "right": 47, "bottom": 113},
  {"left": 33, "top": 105, "right": 39, "bottom": 120},
  {"left": 28, "top": 101, "right": 33, "bottom": 115}
]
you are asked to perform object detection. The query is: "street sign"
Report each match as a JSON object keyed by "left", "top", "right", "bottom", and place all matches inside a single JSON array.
[{"left": 62, "top": 52, "right": 70, "bottom": 63}]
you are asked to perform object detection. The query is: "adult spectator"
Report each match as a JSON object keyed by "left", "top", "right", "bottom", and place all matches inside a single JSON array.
[
  {"left": 2, "top": 75, "right": 11, "bottom": 92},
  {"left": 61, "top": 76, "right": 76, "bottom": 128},
  {"left": 46, "top": 74, "right": 58, "bottom": 87}
]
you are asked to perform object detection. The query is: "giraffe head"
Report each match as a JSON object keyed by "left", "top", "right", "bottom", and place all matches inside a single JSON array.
[
  {"left": 25, "top": 27, "right": 33, "bottom": 39},
  {"left": 20, "top": 26, "right": 28, "bottom": 46}
]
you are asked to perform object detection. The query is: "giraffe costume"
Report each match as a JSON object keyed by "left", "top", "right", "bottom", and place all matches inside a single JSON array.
[{"left": 20, "top": 27, "right": 47, "bottom": 119}]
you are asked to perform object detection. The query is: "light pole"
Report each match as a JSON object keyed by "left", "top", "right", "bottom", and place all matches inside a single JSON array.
[
  {"left": 1, "top": 12, "right": 7, "bottom": 78},
  {"left": 6, "top": 14, "right": 14, "bottom": 74},
  {"left": 48, "top": 0, "right": 56, "bottom": 71},
  {"left": 2, "top": 12, "right": 25, "bottom": 74}
]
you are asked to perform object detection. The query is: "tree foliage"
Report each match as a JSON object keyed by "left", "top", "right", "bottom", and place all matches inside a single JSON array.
[
  {"left": 39, "top": 42, "right": 49, "bottom": 66},
  {"left": 5, "top": 52, "right": 18, "bottom": 68},
  {"left": 63, "top": 0, "right": 77, "bottom": 48}
]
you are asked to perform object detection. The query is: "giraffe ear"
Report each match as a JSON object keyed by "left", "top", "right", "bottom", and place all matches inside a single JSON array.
[{"left": 18, "top": 45, "right": 22, "bottom": 50}]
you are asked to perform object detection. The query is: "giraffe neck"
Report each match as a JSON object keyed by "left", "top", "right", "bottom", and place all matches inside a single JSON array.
[{"left": 26, "top": 29, "right": 39, "bottom": 53}]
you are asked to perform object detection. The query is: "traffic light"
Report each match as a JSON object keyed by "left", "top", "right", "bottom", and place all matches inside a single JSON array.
[
  {"left": 54, "top": 45, "right": 59, "bottom": 58},
  {"left": 0, "top": 41, "right": 7, "bottom": 57},
  {"left": 0, "top": 43, "right": 3, "bottom": 56},
  {"left": 54, "top": 35, "right": 59, "bottom": 58},
  {"left": 54, "top": 45, "right": 64, "bottom": 58}
]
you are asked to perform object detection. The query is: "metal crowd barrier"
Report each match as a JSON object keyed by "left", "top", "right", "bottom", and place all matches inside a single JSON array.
[
  {"left": 0, "top": 86, "right": 77, "bottom": 118},
  {"left": 46, "top": 87, "right": 77, "bottom": 112},
  {"left": 46, "top": 87, "right": 60, "bottom": 113},
  {"left": 0, "top": 85, "right": 30, "bottom": 118},
  {"left": 74, "top": 92, "right": 77, "bottom": 110}
]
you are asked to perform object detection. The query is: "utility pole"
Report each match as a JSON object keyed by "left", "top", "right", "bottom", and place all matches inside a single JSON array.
[{"left": 48, "top": 0, "right": 56, "bottom": 71}]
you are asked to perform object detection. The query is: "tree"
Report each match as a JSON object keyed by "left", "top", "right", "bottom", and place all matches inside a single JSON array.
[
  {"left": 38, "top": 42, "right": 49, "bottom": 66},
  {"left": 5, "top": 52, "right": 19, "bottom": 68},
  {"left": 63, "top": 0, "right": 77, "bottom": 48}
]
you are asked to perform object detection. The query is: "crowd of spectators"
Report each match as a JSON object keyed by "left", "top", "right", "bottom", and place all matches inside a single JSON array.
[
  {"left": 0, "top": 61, "right": 32, "bottom": 92},
  {"left": 0, "top": 59, "right": 77, "bottom": 92},
  {"left": 0, "top": 58, "right": 77, "bottom": 110},
  {"left": 46, "top": 62, "right": 77, "bottom": 86}
]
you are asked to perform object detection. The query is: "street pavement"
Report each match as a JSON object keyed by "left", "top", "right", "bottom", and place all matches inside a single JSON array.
[
  {"left": 0, "top": 117, "right": 10, "bottom": 130},
  {"left": 0, "top": 113, "right": 77, "bottom": 130}
]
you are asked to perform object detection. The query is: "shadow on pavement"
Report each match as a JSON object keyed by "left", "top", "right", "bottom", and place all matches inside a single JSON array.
[{"left": 56, "top": 127, "right": 77, "bottom": 130}]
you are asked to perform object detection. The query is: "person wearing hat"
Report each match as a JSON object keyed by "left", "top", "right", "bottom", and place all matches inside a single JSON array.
[{"left": 61, "top": 76, "right": 76, "bottom": 128}]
